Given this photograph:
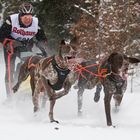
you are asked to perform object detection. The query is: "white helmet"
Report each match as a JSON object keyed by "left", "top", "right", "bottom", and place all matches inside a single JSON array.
[{"left": 19, "top": 3, "right": 34, "bottom": 15}]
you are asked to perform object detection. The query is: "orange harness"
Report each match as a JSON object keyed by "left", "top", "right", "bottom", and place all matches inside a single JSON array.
[
  {"left": 28, "top": 56, "right": 109, "bottom": 83},
  {"left": 3, "top": 38, "right": 14, "bottom": 94},
  {"left": 27, "top": 56, "right": 37, "bottom": 69},
  {"left": 27, "top": 56, "right": 53, "bottom": 70},
  {"left": 74, "top": 63, "right": 108, "bottom": 80}
]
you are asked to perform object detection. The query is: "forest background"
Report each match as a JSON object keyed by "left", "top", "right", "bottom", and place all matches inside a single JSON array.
[{"left": 0, "top": 0, "right": 140, "bottom": 59}]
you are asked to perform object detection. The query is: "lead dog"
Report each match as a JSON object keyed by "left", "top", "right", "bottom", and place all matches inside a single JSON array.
[
  {"left": 76, "top": 52, "right": 140, "bottom": 126},
  {"left": 13, "top": 40, "right": 80, "bottom": 123}
]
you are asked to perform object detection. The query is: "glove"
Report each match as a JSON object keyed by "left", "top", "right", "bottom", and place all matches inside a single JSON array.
[{"left": 5, "top": 42, "right": 14, "bottom": 54}]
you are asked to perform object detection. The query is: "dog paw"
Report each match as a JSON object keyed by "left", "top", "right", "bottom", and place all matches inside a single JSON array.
[
  {"left": 12, "top": 85, "right": 19, "bottom": 93},
  {"left": 12, "top": 87, "right": 17, "bottom": 93},
  {"left": 34, "top": 106, "right": 39, "bottom": 112},
  {"left": 50, "top": 120, "right": 59, "bottom": 124},
  {"left": 107, "top": 122, "right": 112, "bottom": 126},
  {"left": 93, "top": 92, "right": 100, "bottom": 102}
]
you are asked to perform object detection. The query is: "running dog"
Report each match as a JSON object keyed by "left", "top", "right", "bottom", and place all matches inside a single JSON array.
[
  {"left": 13, "top": 40, "right": 81, "bottom": 123},
  {"left": 76, "top": 52, "right": 140, "bottom": 126}
]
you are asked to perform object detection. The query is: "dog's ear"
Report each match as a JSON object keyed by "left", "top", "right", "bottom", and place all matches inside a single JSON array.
[
  {"left": 59, "top": 40, "right": 66, "bottom": 58},
  {"left": 61, "top": 40, "right": 66, "bottom": 45},
  {"left": 122, "top": 54, "right": 140, "bottom": 64}
]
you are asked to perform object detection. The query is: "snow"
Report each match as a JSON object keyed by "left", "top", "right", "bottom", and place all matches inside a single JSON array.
[
  {"left": 0, "top": 46, "right": 140, "bottom": 140},
  {"left": 74, "top": 4, "right": 95, "bottom": 18}
]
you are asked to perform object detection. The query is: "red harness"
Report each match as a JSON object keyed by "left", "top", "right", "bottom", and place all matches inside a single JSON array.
[
  {"left": 27, "top": 56, "right": 36, "bottom": 69},
  {"left": 3, "top": 38, "right": 14, "bottom": 94},
  {"left": 74, "top": 63, "right": 108, "bottom": 80}
]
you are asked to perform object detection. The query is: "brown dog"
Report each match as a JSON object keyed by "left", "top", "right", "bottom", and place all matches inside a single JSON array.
[
  {"left": 13, "top": 40, "right": 80, "bottom": 123},
  {"left": 76, "top": 52, "right": 140, "bottom": 126}
]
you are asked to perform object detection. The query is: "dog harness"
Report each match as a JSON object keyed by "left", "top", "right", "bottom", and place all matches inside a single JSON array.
[{"left": 48, "top": 57, "right": 70, "bottom": 90}]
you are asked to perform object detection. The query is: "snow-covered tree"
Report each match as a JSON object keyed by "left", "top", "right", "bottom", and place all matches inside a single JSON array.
[{"left": 70, "top": 0, "right": 140, "bottom": 59}]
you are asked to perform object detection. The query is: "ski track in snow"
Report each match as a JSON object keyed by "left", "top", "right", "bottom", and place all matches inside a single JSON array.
[{"left": 0, "top": 48, "right": 140, "bottom": 140}]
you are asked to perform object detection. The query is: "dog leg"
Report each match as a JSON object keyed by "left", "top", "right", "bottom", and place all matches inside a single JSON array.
[
  {"left": 30, "top": 73, "right": 35, "bottom": 96},
  {"left": 41, "top": 90, "right": 48, "bottom": 108},
  {"left": 41, "top": 76, "right": 56, "bottom": 98},
  {"left": 104, "top": 92, "right": 113, "bottom": 126},
  {"left": 32, "top": 80, "right": 40, "bottom": 112},
  {"left": 113, "top": 94, "right": 123, "bottom": 108},
  {"left": 13, "top": 63, "right": 29, "bottom": 93},
  {"left": 113, "top": 94, "right": 123, "bottom": 112},
  {"left": 49, "top": 99, "right": 59, "bottom": 123},
  {"left": 50, "top": 81, "right": 71, "bottom": 100},
  {"left": 94, "top": 83, "right": 102, "bottom": 102},
  {"left": 50, "top": 90, "right": 67, "bottom": 100},
  {"left": 77, "top": 87, "right": 84, "bottom": 116},
  {"left": 50, "top": 86, "right": 70, "bottom": 100}
]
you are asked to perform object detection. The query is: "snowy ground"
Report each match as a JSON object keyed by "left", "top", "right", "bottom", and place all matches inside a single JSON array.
[{"left": 0, "top": 46, "right": 140, "bottom": 140}]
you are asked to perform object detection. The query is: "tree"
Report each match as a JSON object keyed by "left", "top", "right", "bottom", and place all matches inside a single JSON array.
[
  {"left": 70, "top": 0, "right": 100, "bottom": 59},
  {"left": 70, "top": 0, "right": 140, "bottom": 59},
  {"left": 1, "top": 0, "right": 139, "bottom": 57}
]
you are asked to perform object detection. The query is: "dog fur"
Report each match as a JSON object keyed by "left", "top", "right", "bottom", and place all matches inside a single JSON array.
[
  {"left": 76, "top": 52, "right": 140, "bottom": 126},
  {"left": 13, "top": 40, "right": 79, "bottom": 123}
]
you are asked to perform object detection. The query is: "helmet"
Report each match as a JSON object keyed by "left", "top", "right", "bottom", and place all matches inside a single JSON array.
[{"left": 19, "top": 3, "right": 34, "bottom": 15}]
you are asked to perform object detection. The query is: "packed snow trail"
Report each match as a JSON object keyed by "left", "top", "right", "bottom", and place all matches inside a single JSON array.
[{"left": 0, "top": 47, "right": 140, "bottom": 140}]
